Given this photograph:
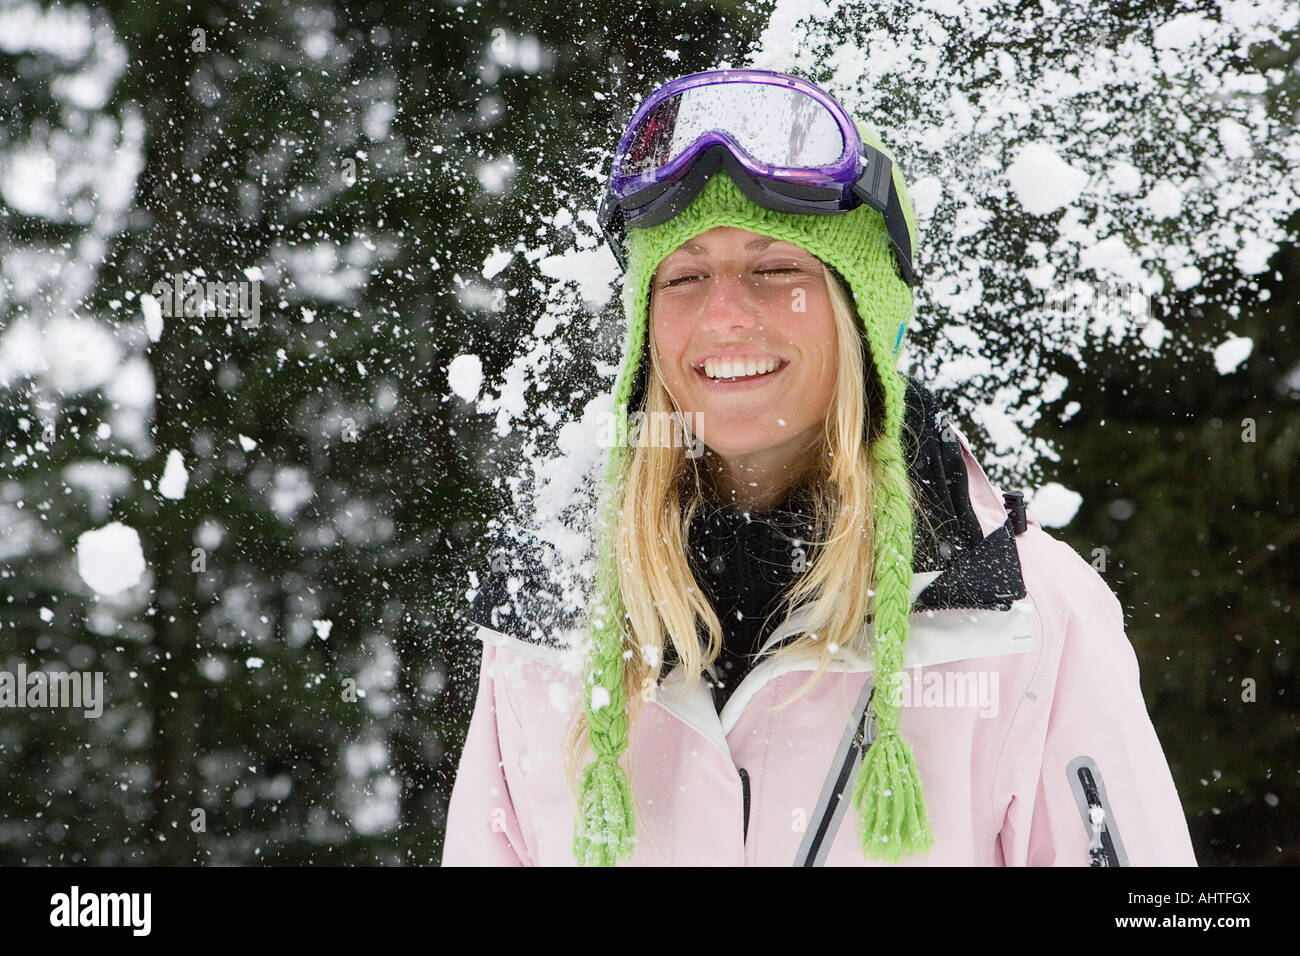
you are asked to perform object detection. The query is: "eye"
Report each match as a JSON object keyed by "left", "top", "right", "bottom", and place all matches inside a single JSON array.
[
  {"left": 660, "top": 273, "right": 704, "bottom": 288},
  {"left": 757, "top": 267, "right": 801, "bottom": 276}
]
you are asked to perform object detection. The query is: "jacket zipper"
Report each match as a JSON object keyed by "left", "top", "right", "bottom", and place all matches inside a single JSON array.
[
  {"left": 799, "top": 684, "right": 877, "bottom": 866},
  {"left": 739, "top": 768, "right": 751, "bottom": 846}
]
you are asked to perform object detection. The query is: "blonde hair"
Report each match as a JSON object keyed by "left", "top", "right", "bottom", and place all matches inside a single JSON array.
[{"left": 563, "top": 260, "right": 924, "bottom": 832}]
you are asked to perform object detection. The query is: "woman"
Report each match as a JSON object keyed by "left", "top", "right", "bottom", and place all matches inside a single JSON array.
[{"left": 442, "top": 69, "right": 1198, "bottom": 866}]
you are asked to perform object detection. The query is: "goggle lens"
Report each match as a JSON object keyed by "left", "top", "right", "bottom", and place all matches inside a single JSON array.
[{"left": 621, "top": 82, "right": 846, "bottom": 177}]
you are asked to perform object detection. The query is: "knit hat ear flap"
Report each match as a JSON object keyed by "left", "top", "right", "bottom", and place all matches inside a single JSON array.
[
  {"left": 575, "top": 114, "right": 932, "bottom": 865},
  {"left": 850, "top": 295, "right": 933, "bottom": 862},
  {"left": 572, "top": 319, "right": 642, "bottom": 867}
]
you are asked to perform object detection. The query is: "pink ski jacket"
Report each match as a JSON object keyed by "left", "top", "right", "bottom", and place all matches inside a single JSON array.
[{"left": 442, "top": 387, "right": 1198, "bottom": 867}]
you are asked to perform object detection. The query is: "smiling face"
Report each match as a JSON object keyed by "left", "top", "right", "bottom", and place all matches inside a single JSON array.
[{"left": 649, "top": 226, "right": 838, "bottom": 503}]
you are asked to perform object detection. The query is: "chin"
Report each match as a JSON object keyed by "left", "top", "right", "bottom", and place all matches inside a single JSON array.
[{"left": 699, "top": 433, "right": 784, "bottom": 460}]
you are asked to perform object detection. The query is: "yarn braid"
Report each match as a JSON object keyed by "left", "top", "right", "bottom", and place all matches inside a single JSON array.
[
  {"left": 851, "top": 349, "right": 935, "bottom": 860},
  {"left": 572, "top": 294, "right": 646, "bottom": 865}
]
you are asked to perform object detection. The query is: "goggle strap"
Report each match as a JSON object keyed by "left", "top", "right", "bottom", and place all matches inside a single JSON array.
[
  {"left": 853, "top": 153, "right": 918, "bottom": 287},
  {"left": 598, "top": 189, "right": 628, "bottom": 270},
  {"left": 853, "top": 145, "right": 894, "bottom": 212},
  {"left": 882, "top": 184, "right": 917, "bottom": 287},
  {"left": 628, "top": 147, "right": 724, "bottom": 225}
]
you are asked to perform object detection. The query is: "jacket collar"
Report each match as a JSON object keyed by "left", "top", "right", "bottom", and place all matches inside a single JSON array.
[
  {"left": 902, "top": 376, "right": 1028, "bottom": 612},
  {"left": 467, "top": 376, "right": 1027, "bottom": 649}
]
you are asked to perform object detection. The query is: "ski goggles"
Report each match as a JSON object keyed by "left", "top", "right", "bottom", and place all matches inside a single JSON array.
[{"left": 598, "top": 69, "right": 918, "bottom": 287}]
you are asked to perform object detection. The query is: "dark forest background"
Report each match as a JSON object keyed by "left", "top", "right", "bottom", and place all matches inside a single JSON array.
[{"left": 0, "top": 0, "right": 1296, "bottom": 865}]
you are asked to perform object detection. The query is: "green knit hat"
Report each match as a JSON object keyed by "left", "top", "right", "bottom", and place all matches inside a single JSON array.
[{"left": 575, "top": 119, "right": 932, "bottom": 866}]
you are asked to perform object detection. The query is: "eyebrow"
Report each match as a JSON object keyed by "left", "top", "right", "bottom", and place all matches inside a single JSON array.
[{"left": 678, "top": 236, "right": 780, "bottom": 255}]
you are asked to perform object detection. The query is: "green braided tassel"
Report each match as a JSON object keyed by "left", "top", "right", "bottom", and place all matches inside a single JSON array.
[
  {"left": 850, "top": 344, "right": 935, "bottom": 862},
  {"left": 573, "top": 608, "right": 637, "bottom": 865},
  {"left": 573, "top": 754, "right": 637, "bottom": 865},
  {"left": 852, "top": 729, "right": 935, "bottom": 862},
  {"left": 573, "top": 432, "right": 638, "bottom": 865},
  {"left": 572, "top": 555, "right": 639, "bottom": 865}
]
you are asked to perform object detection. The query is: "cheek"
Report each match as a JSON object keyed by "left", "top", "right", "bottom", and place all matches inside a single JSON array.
[
  {"left": 781, "top": 295, "right": 837, "bottom": 357},
  {"left": 650, "top": 311, "right": 689, "bottom": 381},
  {"left": 784, "top": 296, "right": 838, "bottom": 401}
]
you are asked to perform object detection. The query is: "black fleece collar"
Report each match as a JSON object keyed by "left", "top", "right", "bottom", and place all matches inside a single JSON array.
[
  {"left": 901, "top": 377, "right": 1029, "bottom": 612},
  {"left": 467, "top": 376, "right": 1027, "bottom": 648}
]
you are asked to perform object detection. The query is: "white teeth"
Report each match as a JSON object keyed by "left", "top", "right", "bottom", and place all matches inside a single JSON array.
[{"left": 702, "top": 357, "right": 779, "bottom": 380}]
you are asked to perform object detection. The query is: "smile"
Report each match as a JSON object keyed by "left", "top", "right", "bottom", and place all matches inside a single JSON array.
[
  {"left": 691, "top": 358, "right": 790, "bottom": 390},
  {"left": 695, "top": 356, "right": 787, "bottom": 381}
]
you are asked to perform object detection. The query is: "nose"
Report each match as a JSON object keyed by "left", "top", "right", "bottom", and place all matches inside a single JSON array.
[{"left": 699, "top": 269, "right": 762, "bottom": 332}]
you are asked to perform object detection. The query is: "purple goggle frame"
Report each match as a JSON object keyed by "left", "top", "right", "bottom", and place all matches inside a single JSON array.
[{"left": 598, "top": 68, "right": 918, "bottom": 287}]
